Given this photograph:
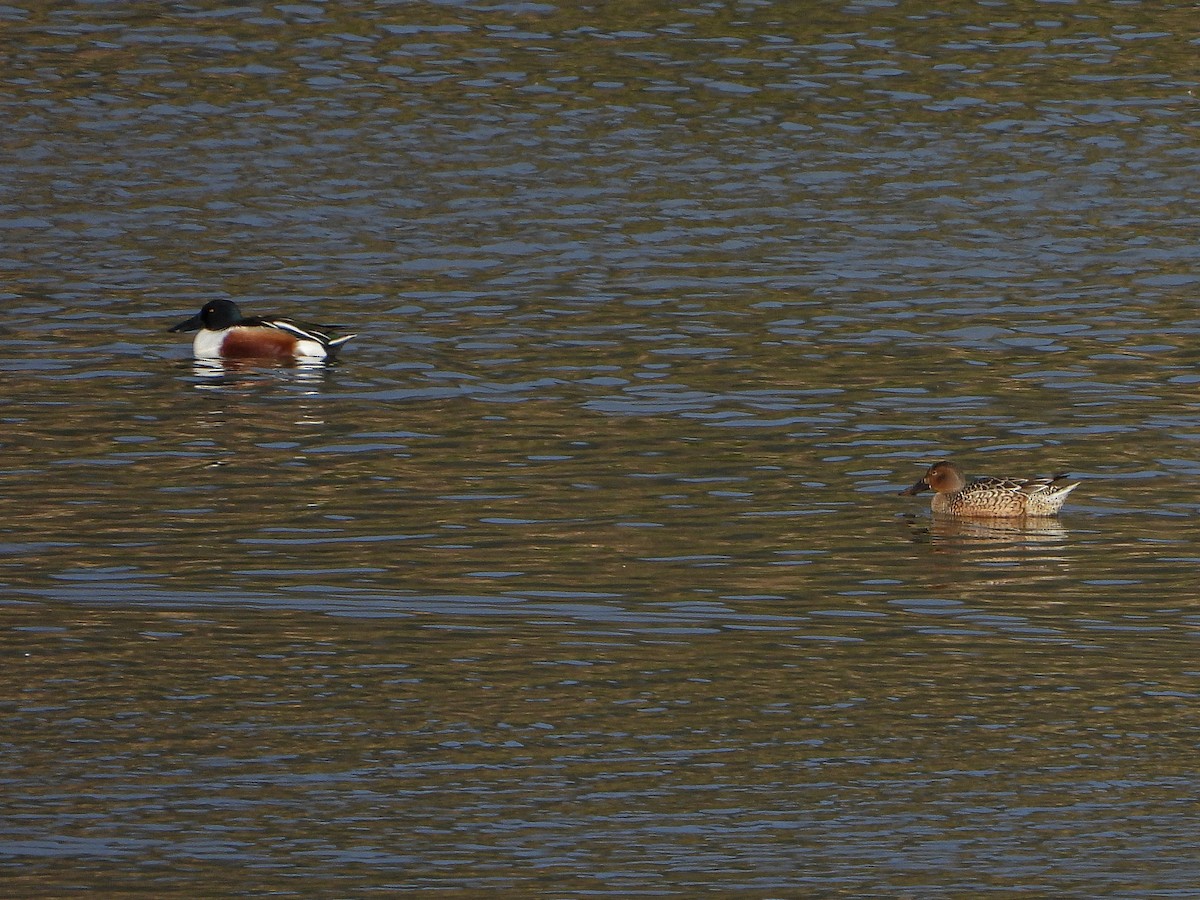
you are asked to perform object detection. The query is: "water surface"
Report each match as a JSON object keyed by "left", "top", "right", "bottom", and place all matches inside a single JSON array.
[{"left": 3, "top": 0, "right": 1200, "bottom": 894}]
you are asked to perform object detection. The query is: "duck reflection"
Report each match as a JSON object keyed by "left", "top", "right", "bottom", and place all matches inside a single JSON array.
[
  {"left": 923, "top": 516, "right": 1068, "bottom": 544},
  {"left": 899, "top": 514, "right": 1073, "bottom": 593},
  {"left": 187, "top": 357, "right": 333, "bottom": 388}
]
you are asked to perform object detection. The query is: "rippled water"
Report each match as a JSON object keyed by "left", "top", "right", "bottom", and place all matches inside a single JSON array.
[{"left": 4, "top": 1, "right": 1200, "bottom": 893}]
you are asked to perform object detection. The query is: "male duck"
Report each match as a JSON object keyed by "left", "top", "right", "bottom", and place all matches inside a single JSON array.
[
  {"left": 900, "top": 460, "right": 1079, "bottom": 518},
  {"left": 169, "top": 299, "right": 355, "bottom": 360}
]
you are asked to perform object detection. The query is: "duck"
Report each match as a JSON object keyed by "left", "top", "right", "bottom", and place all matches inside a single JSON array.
[
  {"left": 900, "top": 460, "right": 1079, "bottom": 518},
  {"left": 169, "top": 299, "right": 355, "bottom": 360}
]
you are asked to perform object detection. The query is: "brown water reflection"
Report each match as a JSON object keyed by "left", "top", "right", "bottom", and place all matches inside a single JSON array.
[{"left": 6, "top": 0, "right": 1200, "bottom": 893}]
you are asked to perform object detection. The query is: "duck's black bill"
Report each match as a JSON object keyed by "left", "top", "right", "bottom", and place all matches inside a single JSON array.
[
  {"left": 169, "top": 313, "right": 203, "bottom": 333},
  {"left": 899, "top": 478, "right": 929, "bottom": 496}
]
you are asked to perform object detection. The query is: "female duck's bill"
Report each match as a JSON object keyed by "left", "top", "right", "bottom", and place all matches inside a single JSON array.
[
  {"left": 901, "top": 460, "right": 1079, "bottom": 518},
  {"left": 169, "top": 299, "right": 355, "bottom": 360}
]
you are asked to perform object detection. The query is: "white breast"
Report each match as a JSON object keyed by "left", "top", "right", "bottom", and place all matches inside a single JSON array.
[{"left": 192, "top": 329, "right": 226, "bottom": 357}]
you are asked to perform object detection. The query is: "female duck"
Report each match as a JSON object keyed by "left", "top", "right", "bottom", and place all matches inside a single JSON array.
[{"left": 900, "top": 460, "right": 1079, "bottom": 518}]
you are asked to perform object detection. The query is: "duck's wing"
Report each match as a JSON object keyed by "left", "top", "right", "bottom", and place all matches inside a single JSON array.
[
  {"left": 1017, "top": 474, "right": 1075, "bottom": 496},
  {"left": 967, "top": 475, "right": 1026, "bottom": 493},
  {"left": 247, "top": 316, "right": 342, "bottom": 346},
  {"left": 968, "top": 474, "right": 1072, "bottom": 495}
]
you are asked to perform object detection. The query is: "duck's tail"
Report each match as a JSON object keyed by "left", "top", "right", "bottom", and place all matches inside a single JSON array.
[{"left": 326, "top": 334, "right": 357, "bottom": 357}]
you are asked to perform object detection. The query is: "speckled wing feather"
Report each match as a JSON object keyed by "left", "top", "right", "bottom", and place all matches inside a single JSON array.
[{"left": 968, "top": 474, "right": 1072, "bottom": 496}]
